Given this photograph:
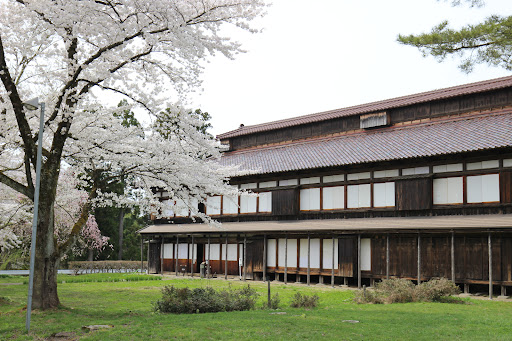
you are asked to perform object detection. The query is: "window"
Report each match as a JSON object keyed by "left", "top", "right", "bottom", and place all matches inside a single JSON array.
[
  {"left": 433, "top": 163, "right": 463, "bottom": 173},
  {"left": 279, "top": 179, "right": 298, "bottom": 186},
  {"left": 163, "top": 244, "right": 173, "bottom": 258},
  {"left": 205, "top": 244, "right": 220, "bottom": 261},
  {"left": 347, "top": 184, "right": 371, "bottom": 208},
  {"left": 267, "top": 239, "right": 277, "bottom": 267},
  {"left": 433, "top": 177, "right": 463, "bottom": 204},
  {"left": 402, "top": 166, "right": 429, "bottom": 175},
  {"left": 206, "top": 196, "right": 221, "bottom": 215},
  {"left": 299, "top": 238, "right": 320, "bottom": 268},
  {"left": 467, "top": 174, "right": 500, "bottom": 203},
  {"left": 259, "top": 180, "right": 277, "bottom": 188},
  {"left": 240, "top": 183, "right": 257, "bottom": 189},
  {"left": 174, "top": 198, "right": 189, "bottom": 217},
  {"left": 323, "top": 174, "right": 344, "bottom": 183},
  {"left": 467, "top": 160, "right": 499, "bottom": 170},
  {"left": 361, "top": 238, "right": 371, "bottom": 271},
  {"left": 347, "top": 172, "right": 371, "bottom": 181},
  {"left": 162, "top": 199, "right": 175, "bottom": 217},
  {"left": 300, "top": 188, "right": 320, "bottom": 211},
  {"left": 373, "top": 182, "right": 395, "bottom": 207},
  {"left": 222, "top": 195, "right": 238, "bottom": 214},
  {"left": 374, "top": 169, "right": 399, "bottom": 178},
  {"left": 258, "top": 192, "right": 272, "bottom": 212},
  {"left": 322, "top": 186, "right": 344, "bottom": 209},
  {"left": 300, "top": 177, "right": 320, "bottom": 185},
  {"left": 240, "top": 193, "right": 257, "bottom": 213},
  {"left": 504, "top": 159, "right": 512, "bottom": 167},
  {"left": 278, "top": 238, "right": 297, "bottom": 267},
  {"left": 322, "top": 238, "right": 339, "bottom": 269}
]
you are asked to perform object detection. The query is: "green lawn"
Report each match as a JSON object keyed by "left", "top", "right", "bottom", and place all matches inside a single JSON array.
[{"left": 1, "top": 274, "right": 511, "bottom": 340}]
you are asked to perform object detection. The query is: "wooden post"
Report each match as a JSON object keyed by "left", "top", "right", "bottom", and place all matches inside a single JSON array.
[
  {"left": 307, "top": 233, "right": 311, "bottom": 286},
  {"left": 207, "top": 235, "right": 211, "bottom": 279},
  {"left": 284, "top": 234, "right": 288, "bottom": 285},
  {"left": 357, "top": 234, "right": 361, "bottom": 289},
  {"left": 451, "top": 231, "right": 455, "bottom": 283},
  {"left": 140, "top": 237, "right": 143, "bottom": 274},
  {"left": 225, "top": 234, "right": 228, "bottom": 280},
  {"left": 489, "top": 232, "right": 493, "bottom": 299},
  {"left": 243, "top": 234, "right": 247, "bottom": 281},
  {"left": 386, "top": 233, "right": 390, "bottom": 280},
  {"left": 186, "top": 237, "right": 190, "bottom": 276},
  {"left": 417, "top": 233, "right": 421, "bottom": 285},
  {"left": 146, "top": 239, "right": 150, "bottom": 274},
  {"left": 175, "top": 235, "right": 179, "bottom": 276},
  {"left": 263, "top": 234, "right": 267, "bottom": 281},
  {"left": 331, "top": 236, "right": 335, "bottom": 288},
  {"left": 160, "top": 236, "right": 164, "bottom": 275},
  {"left": 191, "top": 235, "right": 195, "bottom": 277}
]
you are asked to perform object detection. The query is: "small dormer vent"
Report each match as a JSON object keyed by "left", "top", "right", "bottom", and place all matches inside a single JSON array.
[{"left": 360, "top": 111, "right": 389, "bottom": 129}]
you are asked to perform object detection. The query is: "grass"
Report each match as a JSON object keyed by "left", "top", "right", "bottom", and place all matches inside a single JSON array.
[{"left": 1, "top": 274, "right": 511, "bottom": 340}]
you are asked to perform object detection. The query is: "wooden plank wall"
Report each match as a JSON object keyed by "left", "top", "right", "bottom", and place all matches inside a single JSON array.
[
  {"left": 272, "top": 189, "right": 299, "bottom": 215},
  {"left": 396, "top": 178, "right": 432, "bottom": 211}
]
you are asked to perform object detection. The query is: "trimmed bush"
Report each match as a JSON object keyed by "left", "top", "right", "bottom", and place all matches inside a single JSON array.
[
  {"left": 154, "top": 284, "right": 258, "bottom": 314},
  {"left": 354, "top": 278, "right": 461, "bottom": 304},
  {"left": 290, "top": 292, "right": 319, "bottom": 308}
]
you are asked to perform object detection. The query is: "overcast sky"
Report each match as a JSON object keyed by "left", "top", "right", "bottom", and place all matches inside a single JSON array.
[{"left": 188, "top": 0, "right": 511, "bottom": 136}]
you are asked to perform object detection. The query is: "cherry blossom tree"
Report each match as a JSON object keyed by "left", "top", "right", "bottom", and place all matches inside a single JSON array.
[{"left": 0, "top": 0, "right": 264, "bottom": 309}]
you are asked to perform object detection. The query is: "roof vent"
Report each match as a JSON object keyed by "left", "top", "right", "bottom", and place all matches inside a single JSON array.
[{"left": 360, "top": 111, "right": 389, "bottom": 129}]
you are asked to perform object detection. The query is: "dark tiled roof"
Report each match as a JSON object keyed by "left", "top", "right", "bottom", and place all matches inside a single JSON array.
[
  {"left": 217, "top": 110, "right": 512, "bottom": 175},
  {"left": 217, "top": 75, "right": 512, "bottom": 139}
]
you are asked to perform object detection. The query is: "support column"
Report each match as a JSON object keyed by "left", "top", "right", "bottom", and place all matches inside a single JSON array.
[
  {"left": 489, "top": 232, "right": 493, "bottom": 299},
  {"left": 191, "top": 235, "right": 195, "bottom": 277},
  {"left": 146, "top": 239, "right": 150, "bottom": 274},
  {"left": 451, "top": 231, "right": 455, "bottom": 283},
  {"left": 284, "top": 234, "right": 288, "bottom": 285},
  {"left": 263, "top": 234, "right": 267, "bottom": 281},
  {"left": 160, "top": 236, "right": 164, "bottom": 275},
  {"left": 225, "top": 234, "right": 228, "bottom": 280},
  {"left": 307, "top": 233, "right": 311, "bottom": 286},
  {"left": 186, "top": 237, "right": 190, "bottom": 276},
  {"left": 331, "top": 236, "right": 335, "bottom": 288},
  {"left": 386, "top": 233, "right": 390, "bottom": 280},
  {"left": 175, "top": 235, "right": 179, "bottom": 276},
  {"left": 140, "top": 237, "right": 144, "bottom": 274},
  {"left": 207, "top": 235, "right": 211, "bottom": 279},
  {"left": 243, "top": 234, "right": 247, "bottom": 281},
  {"left": 357, "top": 234, "right": 361, "bottom": 289},
  {"left": 417, "top": 233, "right": 421, "bottom": 284}
]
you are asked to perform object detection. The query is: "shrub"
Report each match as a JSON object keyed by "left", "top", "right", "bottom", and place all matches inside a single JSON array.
[
  {"left": 265, "top": 293, "right": 280, "bottom": 309},
  {"left": 354, "top": 278, "right": 460, "bottom": 304},
  {"left": 416, "top": 278, "right": 460, "bottom": 302},
  {"left": 290, "top": 292, "right": 319, "bottom": 308},
  {"left": 69, "top": 261, "right": 146, "bottom": 274},
  {"left": 154, "top": 284, "right": 258, "bottom": 314}
]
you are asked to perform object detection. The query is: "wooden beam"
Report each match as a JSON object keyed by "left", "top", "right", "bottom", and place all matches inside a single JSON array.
[
  {"left": 307, "top": 233, "right": 311, "bottom": 286},
  {"left": 489, "top": 232, "right": 493, "bottom": 300},
  {"left": 451, "top": 231, "right": 455, "bottom": 283},
  {"left": 417, "top": 233, "right": 421, "bottom": 284},
  {"left": 357, "top": 234, "right": 361, "bottom": 289},
  {"left": 263, "top": 234, "right": 267, "bottom": 281},
  {"left": 386, "top": 233, "right": 390, "bottom": 280}
]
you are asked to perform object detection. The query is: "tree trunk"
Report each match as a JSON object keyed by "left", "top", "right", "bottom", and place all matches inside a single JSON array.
[
  {"left": 88, "top": 249, "right": 93, "bottom": 261},
  {"left": 31, "top": 199, "right": 60, "bottom": 309},
  {"left": 118, "top": 207, "right": 125, "bottom": 260}
]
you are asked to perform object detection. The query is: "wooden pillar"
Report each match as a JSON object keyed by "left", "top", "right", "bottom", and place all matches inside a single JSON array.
[
  {"left": 207, "top": 235, "right": 211, "bottom": 278},
  {"left": 191, "top": 235, "right": 195, "bottom": 277},
  {"left": 386, "top": 233, "right": 390, "bottom": 280},
  {"left": 160, "top": 236, "right": 164, "bottom": 275},
  {"left": 243, "top": 234, "right": 247, "bottom": 281},
  {"left": 489, "top": 232, "right": 493, "bottom": 299},
  {"left": 307, "top": 233, "right": 311, "bottom": 286},
  {"left": 357, "top": 234, "right": 361, "bottom": 289},
  {"left": 451, "top": 231, "right": 455, "bottom": 283},
  {"left": 225, "top": 234, "right": 228, "bottom": 280},
  {"left": 284, "top": 234, "right": 288, "bottom": 285},
  {"left": 186, "top": 237, "right": 190, "bottom": 276},
  {"left": 175, "top": 235, "right": 179, "bottom": 276},
  {"left": 331, "top": 236, "right": 335, "bottom": 288},
  {"left": 417, "top": 233, "right": 421, "bottom": 284},
  {"left": 140, "top": 237, "right": 144, "bottom": 274},
  {"left": 263, "top": 234, "right": 267, "bottom": 281},
  {"left": 146, "top": 239, "right": 150, "bottom": 274}
]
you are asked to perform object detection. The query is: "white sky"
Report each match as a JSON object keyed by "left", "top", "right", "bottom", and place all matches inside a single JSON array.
[{"left": 188, "top": 0, "right": 512, "bottom": 136}]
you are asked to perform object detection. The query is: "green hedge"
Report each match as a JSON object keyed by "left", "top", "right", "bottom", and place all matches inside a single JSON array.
[{"left": 68, "top": 260, "right": 146, "bottom": 274}]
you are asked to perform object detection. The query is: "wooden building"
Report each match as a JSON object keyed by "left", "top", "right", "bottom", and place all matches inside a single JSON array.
[{"left": 139, "top": 76, "right": 512, "bottom": 297}]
